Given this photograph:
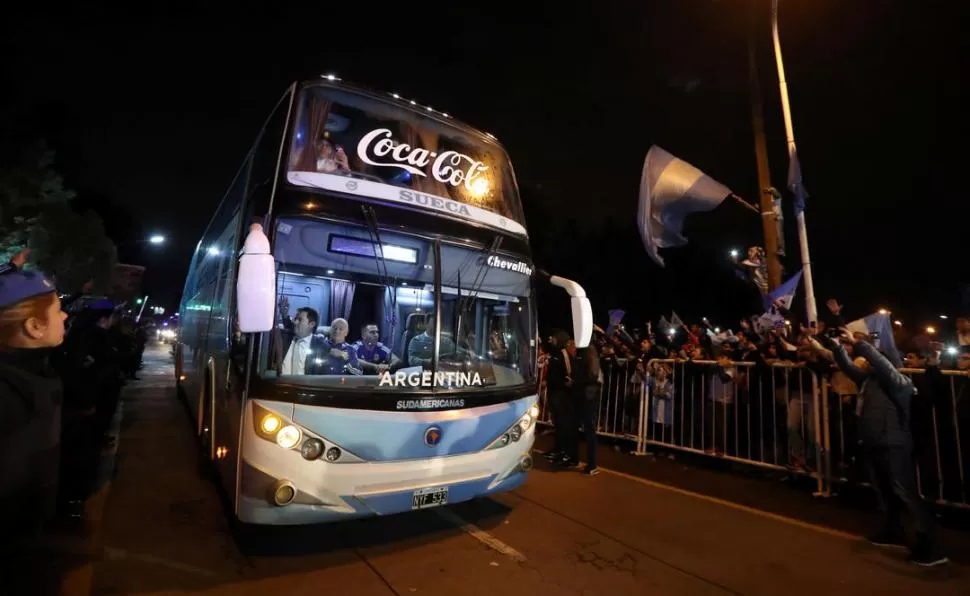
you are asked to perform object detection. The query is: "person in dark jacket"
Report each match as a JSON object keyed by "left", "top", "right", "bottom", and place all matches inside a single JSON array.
[
  {"left": 0, "top": 262, "right": 67, "bottom": 564},
  {"left": 543, "top": 330, "right": 574, "bottom": 464},
  {"left": 563, "top": 340, "right": 603, "bottom": 475},
  {"left": 821, "top": 329, "right": 947, "bottom": 567}
]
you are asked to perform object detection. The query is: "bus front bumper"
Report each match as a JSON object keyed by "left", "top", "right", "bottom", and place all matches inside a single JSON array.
[{"left": 237, "top": 433, "right": 534, "bottom": 525}]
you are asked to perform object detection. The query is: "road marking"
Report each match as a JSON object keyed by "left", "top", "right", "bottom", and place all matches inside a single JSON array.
[
  {"left": 434, "top": 508, "right": 528, "bottom": 562},
  {"left": 536, "top": 451, "right": 861, "bottom": 542}
]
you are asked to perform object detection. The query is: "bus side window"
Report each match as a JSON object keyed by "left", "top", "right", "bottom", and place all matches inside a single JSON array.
[{"left": 246, "top": 89, "right": 293, "bottom": 219}]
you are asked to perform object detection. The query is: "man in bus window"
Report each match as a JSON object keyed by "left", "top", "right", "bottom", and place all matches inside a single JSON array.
[
  {"left": 320, "top": 318, "right": 361, "bottom": 375},
  {"left": 353, "top": 323, "right": 401, "bottom": 375},
  {"left": 280, "top": 307, "right": 328, "bottom": 375},
  {"left": 407, "top": 315, "right": 457, "bottom": 368}
]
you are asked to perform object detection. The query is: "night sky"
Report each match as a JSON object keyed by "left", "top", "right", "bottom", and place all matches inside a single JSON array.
[{"left": 2, "top": 2, "right": 963, "bottom": 334}]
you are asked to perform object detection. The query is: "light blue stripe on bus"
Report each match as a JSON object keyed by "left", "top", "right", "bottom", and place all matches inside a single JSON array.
[{"left": 292, "top": 396, "right": 533, "bottom": 462}]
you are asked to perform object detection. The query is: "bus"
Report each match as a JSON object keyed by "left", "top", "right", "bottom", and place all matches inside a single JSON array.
[{"left": 175, "top": 76, "right": 592, "bottom": 525}]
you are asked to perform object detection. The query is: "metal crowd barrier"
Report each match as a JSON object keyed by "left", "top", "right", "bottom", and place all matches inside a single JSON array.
[{"left": 536, "top": 357, "right": 969, "bottom": 509}]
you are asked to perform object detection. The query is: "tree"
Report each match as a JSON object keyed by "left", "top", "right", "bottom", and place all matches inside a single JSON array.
[
  {"left": 28, "top": 204, "right": 117, "bottom": 294},
  {"left": 0, "top": 139, "right": 75, "bottom": 261}
]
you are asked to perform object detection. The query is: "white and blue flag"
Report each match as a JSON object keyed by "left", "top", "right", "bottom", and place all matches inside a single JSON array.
[
  {"left": 637, "top": 146, "right": 733, "bottom": 267},
  {"left": 846, "top": 312, "right": 900, "bottom": 365},
  {"left": 764, "top": 270, "right": 803, "bottom": 311}
]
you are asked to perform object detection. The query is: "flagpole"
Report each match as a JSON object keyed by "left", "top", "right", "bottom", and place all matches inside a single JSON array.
[{"left": 771, "top": 0, "right": 818, "bottom": 324}]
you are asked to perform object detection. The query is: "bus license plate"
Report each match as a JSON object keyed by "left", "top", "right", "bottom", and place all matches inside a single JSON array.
[{"left": 411, "top": 487, "right": 448, "bottom": 510}]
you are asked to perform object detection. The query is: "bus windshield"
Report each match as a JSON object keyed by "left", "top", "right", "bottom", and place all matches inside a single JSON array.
[
  {"left": 285, "top": 85, "right": 527, "bottom": 237},
  {"left": 258, "top": 217, "right": 536, "bottom": 395}
]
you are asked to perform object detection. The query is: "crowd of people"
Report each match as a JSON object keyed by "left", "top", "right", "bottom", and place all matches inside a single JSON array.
[
  {"left": 539, "top": 297, "right": 966, "bottom": 567},
  {"left": 0, "top": 249, "right": 151, "bottom": 584}
]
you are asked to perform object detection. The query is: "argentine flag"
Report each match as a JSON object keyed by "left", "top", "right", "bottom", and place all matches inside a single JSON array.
[{"left": 637, "top": 146, "right": 733, "bottom": 267}]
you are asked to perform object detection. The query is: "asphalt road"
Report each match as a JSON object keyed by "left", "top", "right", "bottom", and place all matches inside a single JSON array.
[{"left": 41, "top": 343, "right": 970, "bottom": 595}]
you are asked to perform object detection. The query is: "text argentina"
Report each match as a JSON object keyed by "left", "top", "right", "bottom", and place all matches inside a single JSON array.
[{"left": 378, "top": 370, "right": 483, "bottom": 388}]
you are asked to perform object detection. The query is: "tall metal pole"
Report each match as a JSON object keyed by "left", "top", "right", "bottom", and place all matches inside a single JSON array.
[
  {"left": 748, "top": 0, "right": 782, "bottom": 292},
  {"left": 771, "top": 0, "right": 818, "bottom": 324}
]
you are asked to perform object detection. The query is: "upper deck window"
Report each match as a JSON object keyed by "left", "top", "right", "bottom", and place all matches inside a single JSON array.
[{"left": 285, "top": 86, "right": 527, "bottom": 237}]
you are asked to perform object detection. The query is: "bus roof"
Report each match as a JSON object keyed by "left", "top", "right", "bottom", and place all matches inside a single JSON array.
[{"left": 297, "top": 76, "right": 504, "bottom": 151}]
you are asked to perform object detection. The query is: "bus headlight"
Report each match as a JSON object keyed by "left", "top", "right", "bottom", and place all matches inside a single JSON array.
[
  {"left": 301, "top": 438, "right": 324, "bottom": 460},
  {"left": 260, "top": 414, "right": 281, "bottom": 434},
  {"left": 485, "top": 402, "right": 539, "bottom": 450},
  {"left": 276, "top": 425, "right": 302, "bottom": 449}
]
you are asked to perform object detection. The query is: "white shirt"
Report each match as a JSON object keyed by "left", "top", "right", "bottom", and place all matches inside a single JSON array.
[{"left": 282, "top": 335, "right": 312, "bottom": 375}]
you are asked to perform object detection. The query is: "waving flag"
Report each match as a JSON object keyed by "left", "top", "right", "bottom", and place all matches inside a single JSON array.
[
  {"left": 764, "top": 270, "right": 803, "bottom": 311},
  {"left": 788, "top": 149, "right": 809, "bottom": 217},
  {"left": 637, "top": 146, "right": 733, "bottom": 267},
  {"left": 670, "top": 311, "right": 685, "bottom": 328},
  {"left": 846, "top": 312, "right": 900, "bottom": 366}
]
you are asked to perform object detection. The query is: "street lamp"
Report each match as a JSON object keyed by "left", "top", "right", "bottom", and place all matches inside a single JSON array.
[
  {"left": 149, "top": 235, "right": 166, "bottom": 245},
  {"left": 939, "top": 315, "right": 948, "bottom": 320},
  {"left": 926, "top": 326, "right": 936, "bottom": 335}
]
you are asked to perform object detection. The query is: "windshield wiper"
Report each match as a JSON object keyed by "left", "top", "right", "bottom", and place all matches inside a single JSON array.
[
  {"left": 450, "top": 235, "right": 503, "bottom": 359},
  {"left": 361, "top": 205, "right": 397, "bottom": 349},
  {"left": 458, "top": 235, "right": 503, "bottom": 316}
]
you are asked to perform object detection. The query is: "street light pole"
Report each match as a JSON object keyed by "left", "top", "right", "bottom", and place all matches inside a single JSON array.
[{"left": 771, "top": 0, "right": 818, "bottom": 324}]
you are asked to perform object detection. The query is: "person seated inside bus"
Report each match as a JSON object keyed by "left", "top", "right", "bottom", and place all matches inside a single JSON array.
[
  {"left": 315, "top": 318, "right": 362, "bottom": 375},
  {"left": 352, "top": 323, "right": 401, "bottom": 375},
  {"left": 314, "top": 139, "right": 350, "bottom": 174},
  {"left": 277, "top": 305, "right": 330, "bottom": 375},
  {"left": 407, "top": 315, "right": 458, "bottom": 368},
  {"left": 489, "top": 328, "right": 508, "bottom": 361}
]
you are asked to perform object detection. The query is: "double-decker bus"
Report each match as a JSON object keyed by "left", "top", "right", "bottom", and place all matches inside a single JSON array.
[{"left": 176, "top": 76, "right": 592, "bottom": 525}]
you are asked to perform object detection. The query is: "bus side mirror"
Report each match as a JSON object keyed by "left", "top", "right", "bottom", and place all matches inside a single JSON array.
[
  {"left": 548, "top": 275, "right": 594, "bottom": 348},
  {"left": 236, "top": 223, "right": 276, "bottom": 333}
]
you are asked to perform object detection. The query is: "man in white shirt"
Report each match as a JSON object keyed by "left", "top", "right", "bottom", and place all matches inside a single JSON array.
[{"left": 280, "top": 307, "right": 326, "bottom": 375}]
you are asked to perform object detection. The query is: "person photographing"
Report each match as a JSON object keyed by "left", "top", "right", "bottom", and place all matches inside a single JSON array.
[{"left": 811, "top": 328, "right": 947, "bottom": 567}]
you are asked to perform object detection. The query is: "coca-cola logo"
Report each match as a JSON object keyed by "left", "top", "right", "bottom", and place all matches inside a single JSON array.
[{"left": 356, "top": 128, "right": 489, "bottom": 192}]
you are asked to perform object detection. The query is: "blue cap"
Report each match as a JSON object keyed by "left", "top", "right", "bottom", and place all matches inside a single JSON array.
[{"left": 0, "top": 269, "right": 56, "bottom": 310}]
